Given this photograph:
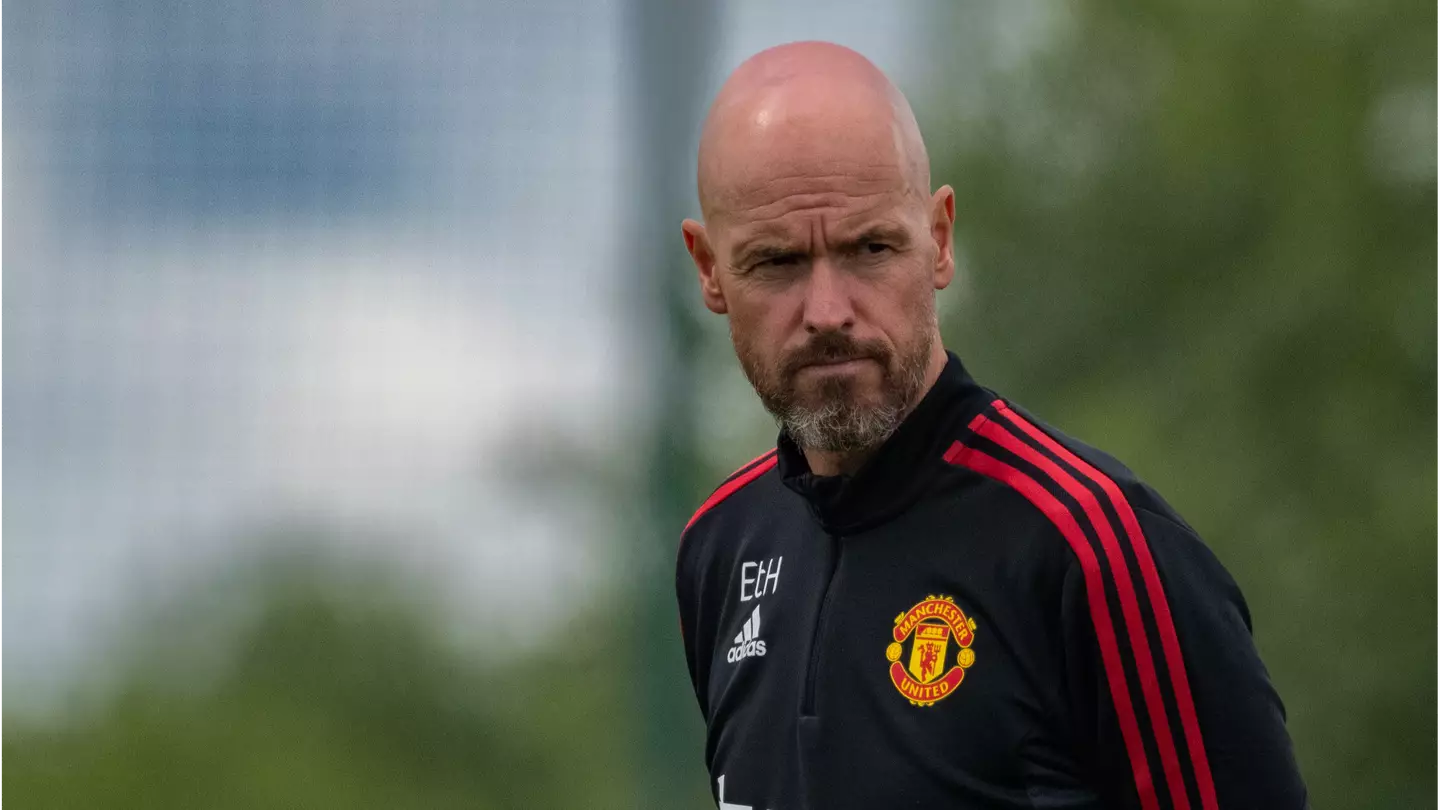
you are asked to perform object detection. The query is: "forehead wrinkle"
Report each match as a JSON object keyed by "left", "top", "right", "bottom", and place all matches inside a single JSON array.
[
  {"left": 745, "top": 189, "right": 893, "bottom": 220},
  {"left": 709, "top": 137, "right": 911, "bottom": 203},
  {"left": 726, "top": 202, "right": 913, "bottom": 260},
  {"left": 721, "top": 166, "right": 907, "bottom": 218},
  {"left": 751, "top": 168, "right": 899, "bottom": 186}
]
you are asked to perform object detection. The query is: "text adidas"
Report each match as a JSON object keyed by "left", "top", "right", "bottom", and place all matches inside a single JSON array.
[
  {"left": 727, "top": 605, "right": 767, "bottom": 662},
  {"left": 727, "top": 638, "right": 767, "bottom": 662}
]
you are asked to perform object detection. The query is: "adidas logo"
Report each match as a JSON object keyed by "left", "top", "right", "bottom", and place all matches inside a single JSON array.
[{"left": 726, "top": 605, "right": 767, "bottom": 663}]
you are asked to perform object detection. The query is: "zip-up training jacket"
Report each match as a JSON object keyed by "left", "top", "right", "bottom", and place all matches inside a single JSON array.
[{"left": 676, "top": 352, "right": 1307, "bottom": 809}]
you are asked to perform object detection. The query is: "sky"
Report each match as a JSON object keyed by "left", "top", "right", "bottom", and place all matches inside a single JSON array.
[{"left": 4, "top": 0, "right": 1034, "bottom": 706}]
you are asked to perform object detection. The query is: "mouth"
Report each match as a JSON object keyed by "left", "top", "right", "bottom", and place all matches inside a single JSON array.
[{"left": 797, "top": 356, "right": 876, "bottom": 374}]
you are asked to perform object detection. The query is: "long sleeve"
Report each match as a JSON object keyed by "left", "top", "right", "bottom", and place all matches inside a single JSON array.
[
  {"left": 676, "top": 526, "right": 711, "bottom": 721},
  {"left": 1062, "top": 506, "right": 1309, "bottom": 809}
]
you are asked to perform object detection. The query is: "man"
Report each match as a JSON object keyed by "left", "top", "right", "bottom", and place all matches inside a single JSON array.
[{"left": 675, "top": 41, "right": 1308, "bottom": 809}]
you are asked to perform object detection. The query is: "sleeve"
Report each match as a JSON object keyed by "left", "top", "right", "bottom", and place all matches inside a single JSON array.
[
  {"left": 676, "top": 527, "right": 711, "bottom": 721},
  {"left": 1060, "top": 506, "right": 1309, "bottom": 810}
]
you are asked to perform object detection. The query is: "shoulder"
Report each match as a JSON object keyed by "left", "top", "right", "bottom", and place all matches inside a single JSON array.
[
  {"left": 677, "top": 448, "right": 784, "bottom": 571},
  {"left": 683, "top": 448, "right": 780, "bottom": 532},
  {"left": 943, "top": 396, "right": 1213, "bottom": 570},
  {"left": 951, "top": 400, "right": 1292, "bottom": 808}
]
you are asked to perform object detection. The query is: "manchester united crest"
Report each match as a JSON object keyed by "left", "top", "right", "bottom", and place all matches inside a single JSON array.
[{"left": 885, "top": 595, "right": 977, "bottom": 706}]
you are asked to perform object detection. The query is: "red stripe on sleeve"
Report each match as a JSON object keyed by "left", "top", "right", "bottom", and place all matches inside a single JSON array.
[
  {"left": 971, "top": 413, "right": 1190, "bottom": 810},
  {"left": 992, "top": 402, "right": 1219, "bottom": 810},
  {"left": 683, "top": 451, "right": 778, "bottom": 534},
  {"left": 944, "top": 441, "right": 1160, "bottom": 810}
]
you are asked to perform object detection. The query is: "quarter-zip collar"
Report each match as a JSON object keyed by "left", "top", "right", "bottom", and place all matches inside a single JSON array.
[{"left": 776, "top": 351, "right": 991, "bottom": 535}]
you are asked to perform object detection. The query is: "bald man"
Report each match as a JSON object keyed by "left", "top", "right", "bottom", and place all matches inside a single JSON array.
[{"left": 675, "top": 42, "right": 1307, "bottom": 810}]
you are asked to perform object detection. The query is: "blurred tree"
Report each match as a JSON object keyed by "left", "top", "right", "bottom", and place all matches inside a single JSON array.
[
  {"left": 922, "top": 0, "right": 1435, "bottom": 806},
  {"left": 4, "top": 549, "right": 638, "bottom": 809}
]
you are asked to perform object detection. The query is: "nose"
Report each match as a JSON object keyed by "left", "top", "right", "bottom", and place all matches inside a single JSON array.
[{"left": 801, "top": 258, "right": 856, "bottom": 334}]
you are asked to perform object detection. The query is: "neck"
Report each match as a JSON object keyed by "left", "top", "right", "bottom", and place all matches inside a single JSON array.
[
  {"left": 803, "top": 446, "right": 872, "bottom": 477},
  {"left": 800, "top": 341, "right": 950, "bottom": 477}
]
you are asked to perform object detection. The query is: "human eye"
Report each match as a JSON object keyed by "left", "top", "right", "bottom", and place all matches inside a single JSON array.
[
  {"left": 758, "top": 252, "right": 803, "bottom": 267},
  {"left": 849, "top": 228, "right": 906, "bottom": 260},
  {"left": 743, "top": 250, "right": 805, "bottom": 275}
]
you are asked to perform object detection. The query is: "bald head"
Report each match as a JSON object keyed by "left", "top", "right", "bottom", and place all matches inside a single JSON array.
[{"left": 696, "top": 41, "right": 931, "bottom": 221}]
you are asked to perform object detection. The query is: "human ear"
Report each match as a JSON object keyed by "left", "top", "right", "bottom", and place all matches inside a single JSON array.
[
  {"left": 929, "top": 186, "right": 956, "bottom": 290},
  {"left": 683, "top": 219, "right": 728, "bottom": 315}
]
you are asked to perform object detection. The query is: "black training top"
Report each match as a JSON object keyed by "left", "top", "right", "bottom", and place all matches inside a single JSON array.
[{"left": 676, "top": 352, "right": 1307, "bottom": 810}]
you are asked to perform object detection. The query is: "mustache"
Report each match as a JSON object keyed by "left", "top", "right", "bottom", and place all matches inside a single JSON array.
[{"left": 779, "top": 332, "right": 892, "bottom": 377}]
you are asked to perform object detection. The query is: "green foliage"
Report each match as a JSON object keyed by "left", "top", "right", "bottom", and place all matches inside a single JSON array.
[
  {"left": 924, "top": 0, "right": 1436, "bottom": 805},
  {"left": 4, "top": 556, "right": 639, "bottom": 809}
]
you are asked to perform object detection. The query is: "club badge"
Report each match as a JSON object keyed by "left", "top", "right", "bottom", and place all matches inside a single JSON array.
[{"left": 885, "top": 595, "right": 977, "bottom": 706}]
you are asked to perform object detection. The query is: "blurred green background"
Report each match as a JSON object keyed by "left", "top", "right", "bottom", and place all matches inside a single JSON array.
[{"left": 5, "top": 0, "right": 1434, "bottom": 808}]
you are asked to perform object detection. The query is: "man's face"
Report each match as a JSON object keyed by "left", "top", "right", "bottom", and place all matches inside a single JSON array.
[{"left": 698, "top": 156, "right": 945, "bottom": 453}]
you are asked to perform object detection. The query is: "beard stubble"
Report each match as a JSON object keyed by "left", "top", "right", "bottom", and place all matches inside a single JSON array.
[{"left": 733, "top": 314, "right": 934, "bottom": 456}]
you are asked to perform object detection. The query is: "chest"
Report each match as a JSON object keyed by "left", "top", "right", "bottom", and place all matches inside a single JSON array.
[{"left": 699, "top": 500, "right": 1085, "bottom": 808}]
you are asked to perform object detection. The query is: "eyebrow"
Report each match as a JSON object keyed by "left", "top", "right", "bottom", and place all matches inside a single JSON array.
[
  {"left": 845, "top": 223, "right": 912, "bottom": 248},
  {"left": 732, "top": 241, "right": 802, "bottom": 269}
]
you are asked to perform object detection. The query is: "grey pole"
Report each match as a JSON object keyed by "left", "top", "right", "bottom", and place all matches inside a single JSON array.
[{"left": 622, "top": 1, "right": 719, "bottom": 807}]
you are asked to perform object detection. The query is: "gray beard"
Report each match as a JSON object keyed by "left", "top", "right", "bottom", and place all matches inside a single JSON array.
[
  {"left": 776, "top": 386, "right": 907, "bottom": 454},
  {"left": 732, "top": 305, "right": 937, "bottom": 462},
  {"left": 766, "top": 330, "right": 932, "bottom": 458}
]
